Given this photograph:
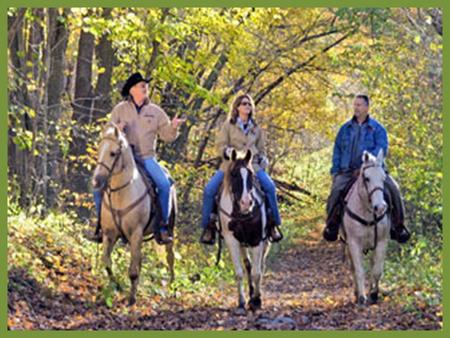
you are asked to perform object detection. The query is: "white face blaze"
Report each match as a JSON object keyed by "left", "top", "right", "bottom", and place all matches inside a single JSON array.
[{"left": 239, "top": 167, "right": 253, "bottom": 213}]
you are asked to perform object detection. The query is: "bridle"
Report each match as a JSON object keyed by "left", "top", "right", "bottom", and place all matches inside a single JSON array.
[
  {"left": 96, "top": 136, "right": 130, "bottom": 190},
  {"left": 215, "top": 162, "right": 265, "bottom": 265},
  {"left": 360, "top": 164, "right": 385, "bottom": 210},
  {"left": 229, "top": 165, "right": 262, "bottom": 220},
  {"left": 96, "top": 135, "right": 151, "bottom": 243},
  {"left": 343, "top": 163, "right": 387, "bottom": 253}
]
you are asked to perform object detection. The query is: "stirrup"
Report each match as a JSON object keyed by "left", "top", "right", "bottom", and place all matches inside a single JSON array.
[
  {"left": 200, "top": 227, "right": 216, "bottom": 245},
  {"left": 268, "top": 226, "right": 283, "bottom": 243},
  {"left": 84, "top": 229, "right": 103, "bottom": 243},
  {"left": 158, "top": 229, "right": 173, "bottom": 245}
]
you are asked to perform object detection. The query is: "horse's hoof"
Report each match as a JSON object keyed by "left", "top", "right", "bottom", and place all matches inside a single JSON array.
[
  {"left": 128, "top": 297, "right": 136, "bottom": 307},
  {"left": 234, "top": 306, "right": 247, "bottom": 316},
  {"left": 369, "top": 292, "right": 378, "bottom": 305},
  {"left": 357, "top": 295, "right": 367, "bottom": 306},
  {"left": 248, "top": 297, "right": 262, "bottom": 312}
]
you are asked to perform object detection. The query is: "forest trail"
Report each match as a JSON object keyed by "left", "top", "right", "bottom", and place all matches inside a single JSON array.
[{"left": 8, "top": 226, "right": 441, "bottom": 330}]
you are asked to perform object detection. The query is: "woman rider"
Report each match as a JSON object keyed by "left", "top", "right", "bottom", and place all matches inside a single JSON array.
[{"left": 199, "top": 94, "right": 282, "bottom": 244}]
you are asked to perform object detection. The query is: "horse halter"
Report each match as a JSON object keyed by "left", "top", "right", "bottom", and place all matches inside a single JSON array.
[
  {"left": 360, "top": 164, "right": 385, "bottom": 206},
  {"left": 342, "top": 163, "right": 387, "bottom": 254},
  {"left": 96, "top": 136, "right": 129, "bottom": 192},
  {"left": 230, "top": 165, "right": 257, "bottom": 216}
]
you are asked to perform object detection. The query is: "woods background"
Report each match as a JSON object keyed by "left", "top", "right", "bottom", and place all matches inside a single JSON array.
[{"left": 7, "top": 7, "right": 443, "bottom": 329}]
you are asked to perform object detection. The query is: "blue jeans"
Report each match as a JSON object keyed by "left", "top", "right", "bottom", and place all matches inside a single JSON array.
[
  {"left": 200, "top": 169, "right": 281, "bottom": 229},
  {"left": 256, "top": 169, "right": 281, "bottom": 226},
  {"left": 93, "top": 157, "right": 172, "bottom": 224},
  {"left": 201, "top": 170, "right": 225, "bottom": 229}
]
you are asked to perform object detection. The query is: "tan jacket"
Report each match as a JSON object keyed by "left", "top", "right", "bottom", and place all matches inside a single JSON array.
[
  {"left": 110, "top": 100, "right": 178, "bottom": 159},
  {"left": 216, "top": 119, "right": 266, "bottom": 172}
]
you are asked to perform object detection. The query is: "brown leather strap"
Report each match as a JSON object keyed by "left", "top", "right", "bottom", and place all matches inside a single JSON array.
[{"left": 103, "top": 188, "right": 150, "bottom": 218}]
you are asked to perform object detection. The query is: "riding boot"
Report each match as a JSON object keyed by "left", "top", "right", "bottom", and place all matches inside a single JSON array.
[
  {"left": 266, "top": 212, "right": 283, "bottom": 242},
  {"left": 269, "top": 225, "right": 283, "bottom": 242},
  {"left": 323, "top": 204, "right": 342, "bottom": 242},
  {"left": 159, "top": 222, "right": 173, "bottom": 245},
  {"left": 85, "top": 218, "right": 103, "bottom": 243},
  {"left": 387, "top": 194, "right": 411, "bottom": 244},
  {"left": 385, "top": 174, "right": 411, "bottom": 244},
  {"left": 390, "top": 223, "right": 411, "bottom": 243},
  {"left": 200, "top": 214, "right": 217, "bottom": 245}
]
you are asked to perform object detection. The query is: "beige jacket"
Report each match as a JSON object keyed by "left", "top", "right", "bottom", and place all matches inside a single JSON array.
[
  {"left": 110, "top": 100, "right": 178, "bottom": 159},
  {"left": 216, "top": 119, "right": 266, "bottom": 172}
]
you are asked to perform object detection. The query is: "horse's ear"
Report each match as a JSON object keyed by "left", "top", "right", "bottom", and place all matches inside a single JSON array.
[
  {"left": 244, "top": 149, "right": 252, "bottom": 164},
  {"left": 363, "top": 151, "right": 370, "bottom": 163},
  {"left": 231, "top": 149, "right": 237, "bottom": 162},
  {"left": 376, "top": 148, "right": 384, "bottom": 165}
]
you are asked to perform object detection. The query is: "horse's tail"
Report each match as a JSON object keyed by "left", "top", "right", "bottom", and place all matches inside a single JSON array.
[
  {"left": 169, "top": 185, "right": 178, "bottom": 231},
  {"left": 215, "top": 235, "right": 223, "bottom": 267}
]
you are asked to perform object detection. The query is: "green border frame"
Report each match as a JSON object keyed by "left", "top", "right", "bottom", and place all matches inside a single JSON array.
[{"left": 1, "top": 0, "right": 446, "bottom": 335}]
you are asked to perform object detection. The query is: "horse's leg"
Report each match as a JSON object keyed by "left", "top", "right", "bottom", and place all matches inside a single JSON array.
[
  {"left": 224, "top": 234, "right": 246, "bottom": 310},
  {"left": 128, "top": 229, "right": 143, "bottom": 306},
  {"left": 240, "top": 247, "right": 254, "bottom": 299},
  {"left": 248, "top": 243, "right": 265, "bottom": 311},
  {"left": 346, "top": 246, "right": 358, "bottom": 302},
  {"left": 369, "top": 238, "right": 388, "bottom": 305},
  {"left": 166, "top": 190, "right": 176, "bottom": 284},
  {"left": 347, "top": 239, "right": 366, "bottom": 305},
  {"left": 165, "top": 241, "right": 175, "bottom": 284},
  {"left": 261, "top": 240, "right": 270, "bottom": 276},
  {"left": 102, "top": 230, "right": 121, "bottom": 291}
]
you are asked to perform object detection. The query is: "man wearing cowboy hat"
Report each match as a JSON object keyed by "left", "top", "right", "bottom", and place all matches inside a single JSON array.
[{"left": 90, "top": 72, "right": 186, "bottom": 244}]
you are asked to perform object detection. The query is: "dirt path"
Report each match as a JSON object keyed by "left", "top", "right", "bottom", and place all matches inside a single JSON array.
[{"left": 8, "top": 231, "right": 441, "bottom": 330}]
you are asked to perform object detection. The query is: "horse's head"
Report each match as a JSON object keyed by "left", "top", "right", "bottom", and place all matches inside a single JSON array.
[
  {"left": 92, "top": 122, "right": 129, "bottom": 190},
  {"left": 227, "top": 149, "right": 255, "bottom": 215},
  {"left": 360, "top": 149, "right": 387, "bottom": 217}
]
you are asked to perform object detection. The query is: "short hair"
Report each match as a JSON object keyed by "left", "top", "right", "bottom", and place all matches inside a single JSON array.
[{"left": 355, "top": 94, "right": 370, "bottom": 106}]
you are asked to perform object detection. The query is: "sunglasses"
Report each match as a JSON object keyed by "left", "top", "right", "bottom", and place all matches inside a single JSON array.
[{"left": 240, "top": 101, "right": 252, "bottom": 107}]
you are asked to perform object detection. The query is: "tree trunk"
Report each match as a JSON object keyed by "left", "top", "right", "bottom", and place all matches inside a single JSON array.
[
  {"left": 68, "top": 17, "right": 95, "bottom": 197},
  {"left": 93, "top": 8, "right": 115, "bottom": 120},
  {"left": 44, "top": 8, "right": 69, "bottom": 209}
]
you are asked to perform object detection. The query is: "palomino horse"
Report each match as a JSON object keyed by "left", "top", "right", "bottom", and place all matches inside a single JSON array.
[
  {"left": 342, "top": 149, "right": 389, "bottom": 305},
  {"left": 218, "top": 149, "right": 270, "bottom": 312},
  {"left": 92, "top": 122, "right": 176, "bottom": 306}
]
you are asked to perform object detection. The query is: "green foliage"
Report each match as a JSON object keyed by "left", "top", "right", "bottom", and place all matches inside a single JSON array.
[
  {"left": 8, "top": 7, "right": 442, "bottom": 319},
  {"left": 383, "top": 236, "right": 442, "bottom": 308},
  {"left": 7, "top": 199, "right": 236, "bottom": 307}
]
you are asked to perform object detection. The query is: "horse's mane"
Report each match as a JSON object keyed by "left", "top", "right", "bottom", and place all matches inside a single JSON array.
[{"left": 102, "top": 122, "right": 129, "bottom": 148}]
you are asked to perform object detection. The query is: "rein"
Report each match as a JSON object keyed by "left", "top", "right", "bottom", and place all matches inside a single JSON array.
[
  {"left": 215, "top": 179, "right": 265, "bottom": 266},
  {"left": 97, "top": 136, "right": 152, "bottom": 243},
  {"left": 343, "top": 164, "right": 387, "bottom": 253}
]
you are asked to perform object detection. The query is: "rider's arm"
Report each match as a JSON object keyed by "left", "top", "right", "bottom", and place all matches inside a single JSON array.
[
  {"left": 373, "top": 125, "right": 388, "bottom": 159},
  {"left": 156, "top": 106, "right": 178, "bottom": 143},
  {"left": 330, "top": 127, "right": 343, "bottom": 176},
  {"left": 216, "top": 122, "right": 231, "bottom": 159}
]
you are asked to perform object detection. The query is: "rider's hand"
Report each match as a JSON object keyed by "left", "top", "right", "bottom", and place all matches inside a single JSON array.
[
  {"left": 171, "top": 115, "right": 187, "bottom": 129},
  {"left": 224, "top": 146, "right": 235, "bottom": 160},
  {"left": 259, "top": 155, "right": 269, "bottom": 169},
  {"left": 117, "top": 121, "right": 128, "bottom": 134}
]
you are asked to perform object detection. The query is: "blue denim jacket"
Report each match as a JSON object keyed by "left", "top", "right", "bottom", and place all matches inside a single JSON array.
[{"left": 330, "top": 116, "right": 388, "bottom": 175}]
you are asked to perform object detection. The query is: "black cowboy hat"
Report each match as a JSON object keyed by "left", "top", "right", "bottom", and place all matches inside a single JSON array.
[{"left": 121, "top": 72, "right": 151, "bottom": 97}]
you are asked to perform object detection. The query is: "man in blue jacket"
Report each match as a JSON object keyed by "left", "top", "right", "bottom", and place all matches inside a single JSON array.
[{"left": 323, "top": 94, "right": 410, "bottom": 243}]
